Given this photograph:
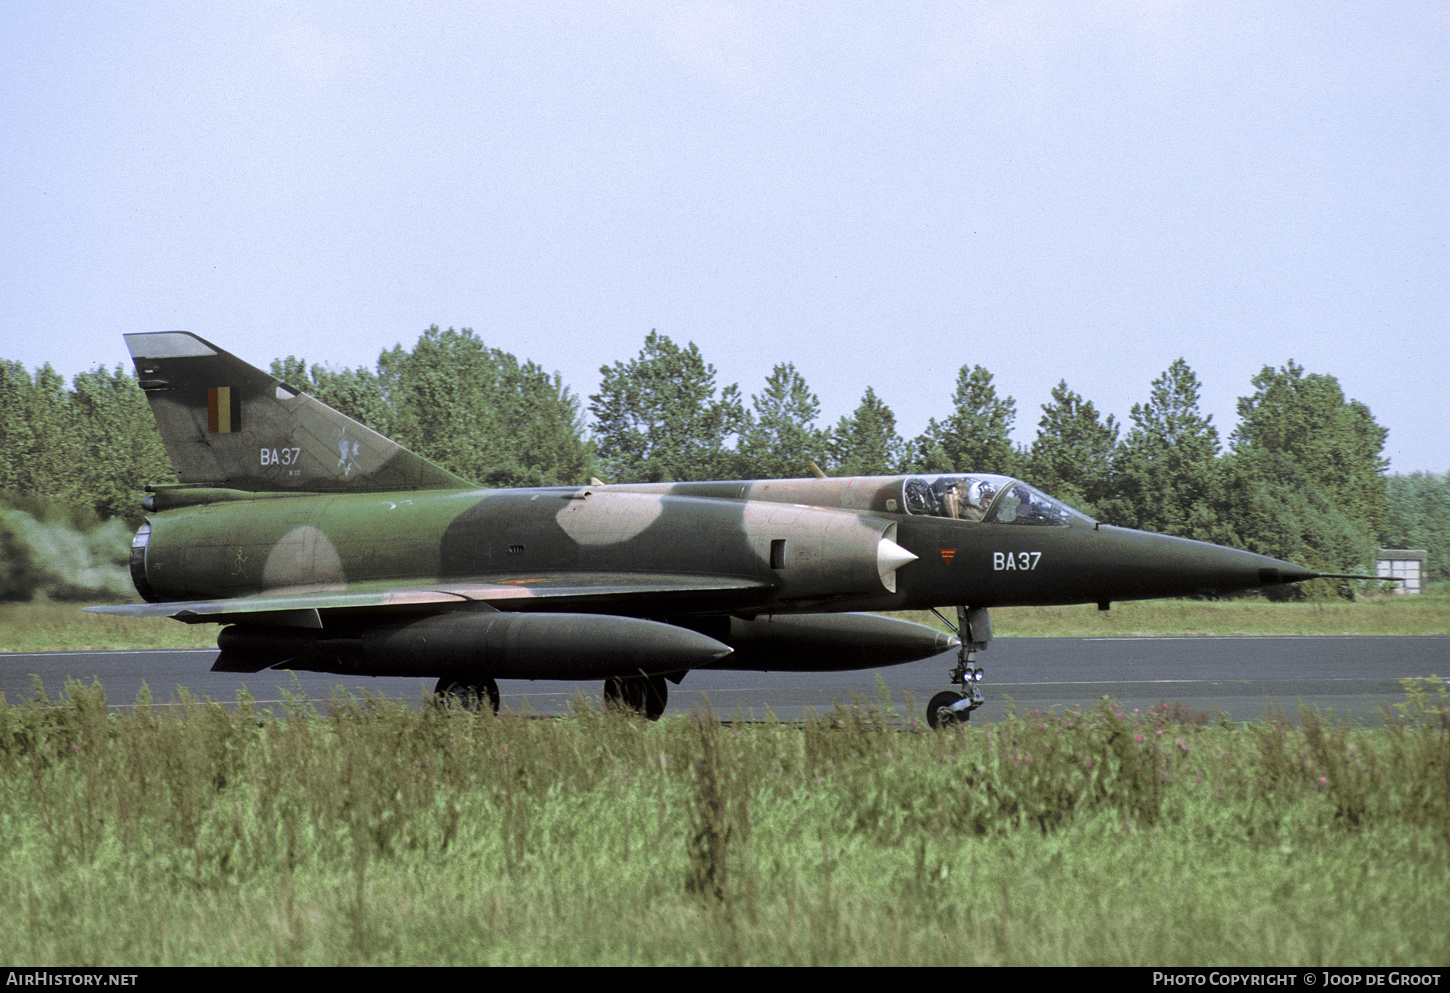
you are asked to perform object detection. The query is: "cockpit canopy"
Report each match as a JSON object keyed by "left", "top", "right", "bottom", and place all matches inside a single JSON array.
[{"left": 900, "top": 474, "right": 1094, "bottom": 527}]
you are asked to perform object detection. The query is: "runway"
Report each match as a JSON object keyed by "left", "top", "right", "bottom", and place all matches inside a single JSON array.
[{"left": 3, "top": 635, "right": 1444, "bottom": 724}]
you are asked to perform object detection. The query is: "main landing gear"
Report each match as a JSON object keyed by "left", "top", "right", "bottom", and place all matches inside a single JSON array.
[
  {"left": 435, "top": 677, "right": 501, "bottom": 714},
  {"left": 603, "top": 674, "right": 669, "bottom": 721},
  {"left": 926, "top": 606, "right": 990, "bottom": 729},
  {"left": 432, "top": 675, "right": 671, "bottom": 720}
]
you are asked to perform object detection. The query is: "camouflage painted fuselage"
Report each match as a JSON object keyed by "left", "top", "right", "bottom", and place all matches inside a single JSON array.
[
  {"left": 135, "top": 474, "right": 1310, "bottom": 617},
  {"left": 98, "top": 331, "right": 1327, "bottom": 688}
]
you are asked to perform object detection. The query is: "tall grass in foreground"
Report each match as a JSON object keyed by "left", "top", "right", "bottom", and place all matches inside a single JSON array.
[{"left": 0, "top": 678, "right": 1446, "bottom": 966}]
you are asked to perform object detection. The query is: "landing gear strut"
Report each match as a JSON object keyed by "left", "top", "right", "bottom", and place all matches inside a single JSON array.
[
  {"left": 435, "top": 677, "right": 501, "bottom": 714},
  {"left": 603, "top": 674, "right": 668, "bottom": 720},
  {"left": 926, "top": 606, "right": 990, "bottom": 729}
]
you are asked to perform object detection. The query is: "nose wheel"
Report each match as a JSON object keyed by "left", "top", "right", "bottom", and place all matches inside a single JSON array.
[
  {"left": 926, "top": 605, "right": 990, "bottom": 729},
  {"left": 927, "top": 691, "right": 968, "bottom": 728},
  {"left": 927, "top": 669, "right": 984, "bottom": 729}
]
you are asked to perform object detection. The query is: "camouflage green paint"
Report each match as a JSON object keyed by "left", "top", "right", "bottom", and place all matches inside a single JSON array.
[{"left": 93, "top": 332, "right": 1343, "bottom": 695}]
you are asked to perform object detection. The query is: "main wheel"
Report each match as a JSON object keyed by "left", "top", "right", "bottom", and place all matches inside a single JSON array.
[
  {"left": 603, "top": 675, "right": 640, "bottom": 713},
  {"left": 927, "top": 690, "right": 969, "bottom": 729},
  {"left": 641, "top": 675, "right": 668, "bottom": 720},
  {"left": 603, "top": 675, "right": 668, "bottom": 720},
  {"left": 435, "top": 677, "right": 501, "bottom": 714}
]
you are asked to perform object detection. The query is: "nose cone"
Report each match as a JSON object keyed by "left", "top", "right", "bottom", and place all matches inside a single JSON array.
[{"left": 1091, "top": 526, "right": 1326, "bottom": 600}]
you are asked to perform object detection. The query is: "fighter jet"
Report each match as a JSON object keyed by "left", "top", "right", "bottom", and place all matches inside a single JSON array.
[{"left": 90, "top": 332, "right": 1366, "bottom": 726}]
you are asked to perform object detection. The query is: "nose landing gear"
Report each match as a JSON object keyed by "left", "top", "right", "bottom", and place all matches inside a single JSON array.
[{"left": 926, "top": 606, "right": 990, "bottom": 729}]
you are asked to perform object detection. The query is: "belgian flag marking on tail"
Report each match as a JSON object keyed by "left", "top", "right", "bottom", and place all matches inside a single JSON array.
[{"left": 208, "top": 387, "right": 242, "bottom": 433}]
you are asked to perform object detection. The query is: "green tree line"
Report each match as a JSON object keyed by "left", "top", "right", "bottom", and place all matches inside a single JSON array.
[{"left": 2, "top": 326, "right": 1443, "bottom": 600}]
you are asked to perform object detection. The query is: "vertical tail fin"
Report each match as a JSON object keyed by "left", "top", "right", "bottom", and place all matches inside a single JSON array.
[{"left": 126, "top": 332, "right": 473, "bottom": 493}]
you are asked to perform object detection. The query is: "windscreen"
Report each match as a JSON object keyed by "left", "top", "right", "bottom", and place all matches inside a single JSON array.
[{"left": 900, "top": 474, "right": 1093, "bottom": 526}]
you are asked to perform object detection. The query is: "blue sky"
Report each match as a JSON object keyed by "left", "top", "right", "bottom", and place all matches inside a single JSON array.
[{"left": 4, "top": 2, "right": 1446, "bottom": 472}]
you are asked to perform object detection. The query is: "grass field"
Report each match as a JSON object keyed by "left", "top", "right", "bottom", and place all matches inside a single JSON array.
[
  {"left": 0, "top": 677, "right": 1444, "bottom": 965},
  {"left": 1, "top": 593, "right": 1446, "bottom": 965},
  {"left": 901, "top": 589, "right": 1450, "bottom": 638},
  {"left": 3, "top": 590, "right": 1448, "bottom": 654}
]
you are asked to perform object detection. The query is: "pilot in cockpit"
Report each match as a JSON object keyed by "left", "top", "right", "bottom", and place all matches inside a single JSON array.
[{"left": 965, "top": 480, "right": 995, "bottom": 520}]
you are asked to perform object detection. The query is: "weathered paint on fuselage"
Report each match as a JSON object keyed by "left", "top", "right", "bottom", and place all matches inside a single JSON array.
[
  {"left": 142, "top": 482, "right": 893, "bottom": 611},
  {"left": 139, "top": 474, "right": 1302, "bottom": 617},
  {"left": 571, "top": 477, "right": 1301, "bottom": 609}
]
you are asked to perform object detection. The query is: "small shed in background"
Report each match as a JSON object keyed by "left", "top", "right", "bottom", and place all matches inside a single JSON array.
[{"left": 1376, "top": 549, "right": 1427, "bottom": 594}]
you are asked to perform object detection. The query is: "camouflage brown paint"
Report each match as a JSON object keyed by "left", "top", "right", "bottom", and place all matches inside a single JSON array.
[{"left": 92, "top": 332, "right": 1341, "bottom": 706}]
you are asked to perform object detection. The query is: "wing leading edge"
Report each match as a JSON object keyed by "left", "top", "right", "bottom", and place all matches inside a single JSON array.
[{"left": 86, "top": 572, "right": 772, "bottom": 624}]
